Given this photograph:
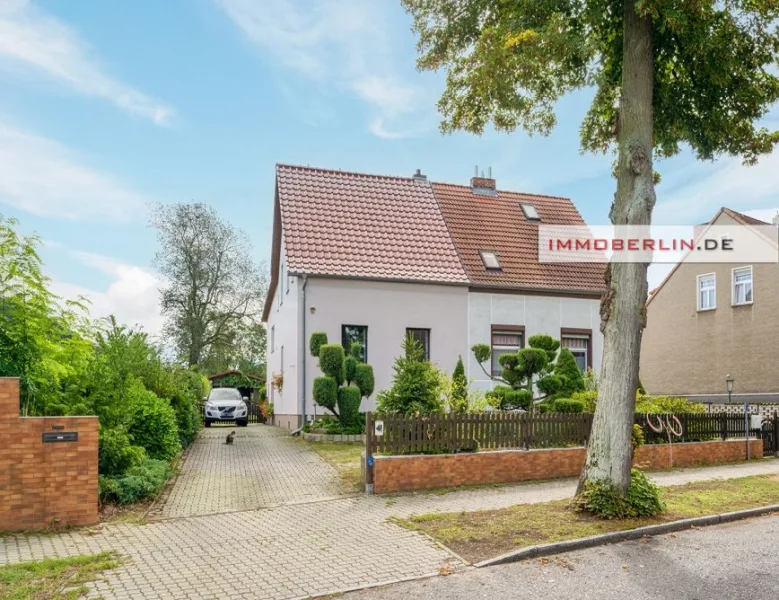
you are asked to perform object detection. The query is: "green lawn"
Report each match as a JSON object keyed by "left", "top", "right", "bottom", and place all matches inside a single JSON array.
[
  {"left": 304, "top": 441, "right": 364, "bottom": 493},
  {"left": 397, "top": 475, "right": 779, "bottom": 563},
  {"left": 0, "top": 552, "right": 122, "bottom": 600}
]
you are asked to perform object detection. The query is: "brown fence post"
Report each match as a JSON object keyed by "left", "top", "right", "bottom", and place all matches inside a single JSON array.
[{"left": 365, "top": 412, "right": 374, "bottom": 493}]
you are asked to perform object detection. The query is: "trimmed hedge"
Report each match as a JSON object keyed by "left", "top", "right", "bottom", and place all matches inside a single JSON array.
[
  {"left": 553, "top": 397, "right": 585, "bottom": 413},
  {"left": 503, "top": 389, "right": 533, "bottom": 410},
  {"left": 319, "top": 344, "right": 345, "bottom": 385},
  {"left": 344, "top": 355, "right": 358, "bottom": 385},
  {"left": 313, "top": 376, "right": 338, "bottom": 412},
  {"left": 354, "top": 363, "right": 375, "bottom": 398},
  {"left": 310, "top": 332, "right": 328, "bottom": 357},
  {"left": 337, "top": 385, "right": 362, "bottom": 427}
]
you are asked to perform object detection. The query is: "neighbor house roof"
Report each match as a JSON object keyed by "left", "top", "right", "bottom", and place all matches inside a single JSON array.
[
  {"left": 263, "top": 164, "right": 607, "bottom": 321},
  {"left": 433, "top": 183, "right": 606, "bottom": 293}
]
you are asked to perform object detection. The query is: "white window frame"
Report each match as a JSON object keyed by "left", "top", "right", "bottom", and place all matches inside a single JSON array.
[
  {"left": 696, "top": 272, "right": 716, "bottom": 312},
  {"left": 731, "top": 265, "right": 753, "bottom": 306}
]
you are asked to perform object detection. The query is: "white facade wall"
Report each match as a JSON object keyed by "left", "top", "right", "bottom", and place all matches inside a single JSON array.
[
  {"left": 303, "top": 278, "right": 469, "bottom": 417},
  {"left": 467, "top": 292, "right": 603, "bottom": 393},
  {"left": 264, "top": 234, "right": 301, "bottom": 428}
]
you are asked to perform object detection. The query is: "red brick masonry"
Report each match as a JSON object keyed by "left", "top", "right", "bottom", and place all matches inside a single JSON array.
[
  {"left": 0, "top": 378, "right": 98, "bottom": 531},
  {"left": 372, "top": 439, "right": 764, "bottom": 494}
]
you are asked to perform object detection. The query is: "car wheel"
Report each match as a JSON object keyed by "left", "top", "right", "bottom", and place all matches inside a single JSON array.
[
  {"left": 237, "top": 419, "right": 248, "bottom": 427},
  {"left": 204, "top": 420, "right": 212, "bottom": 427}
]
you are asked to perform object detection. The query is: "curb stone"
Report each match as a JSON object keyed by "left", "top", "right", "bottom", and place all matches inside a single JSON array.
[{"left": 474, "top": 504, "right": 779, "bottom": 568}]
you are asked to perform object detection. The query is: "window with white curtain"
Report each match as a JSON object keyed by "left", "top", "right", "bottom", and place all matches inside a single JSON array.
[
  {"left": 732, "top": 266, "right": 753, "bottom": 306},
  {"left": 697, "top": 273, "right": 716, "bottom": 311}
]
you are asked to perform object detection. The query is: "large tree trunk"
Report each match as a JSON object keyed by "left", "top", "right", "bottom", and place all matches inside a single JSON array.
[{"left": 577, "top": 0, "right": 656, "bottom": 495}]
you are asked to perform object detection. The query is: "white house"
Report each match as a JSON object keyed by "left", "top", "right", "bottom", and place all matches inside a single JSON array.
[{"left": 263, "top": 164, "right": 605, "bottom": 430}]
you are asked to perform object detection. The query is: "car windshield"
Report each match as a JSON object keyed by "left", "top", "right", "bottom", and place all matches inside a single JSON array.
[{"left": 209, "top": 388, "right": 242, "bottom": 401}]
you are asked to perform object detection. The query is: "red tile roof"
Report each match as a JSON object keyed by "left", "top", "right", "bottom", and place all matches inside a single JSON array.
[
  {"left": 433, "top": 183, "right": 607, "bottom": 293},
  {"left": 277, "top": 164, "right": 468, "bottom": 284}
]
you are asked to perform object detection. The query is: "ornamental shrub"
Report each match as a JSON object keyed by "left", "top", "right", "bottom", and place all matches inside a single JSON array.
[
  {"left": 101, "top": 459, "right": 173, "bottom": 504},
  {"left": 554, "top": 348, "right": 585, "bottom": 396},
  {"left": 127, "top": 384, "right": 181, "bottom": 462},
  {"left": 309, "top": 332, "right": 328, "bottom": 358},
  {"left": 486, "top": 385, "right": 513, "bottom": 407},
  {"left": 344, "top": 355, "right": 358, "bottom": 385},
  {"left": 376, "top": 335, "right": 443, "bottom": 415},
  {"left": 319, "top": 344, "right": 345, "bottom": 385},
  {"left": 313, "top": 376, "right": 338, "bottom": 413},
  {"left": 636, "top": 395, "right": 705, "bottom": 414},
  {"left": 552, "top": 397, "right": 585, "bottom": 413},
  {"left": 577, "top": 469, "right": 665, "bottom": 519},
  {"left": 503, "top": 389, "right": 533, "bottom": 410},
  {"left": 449, "top": 356, "right": 469, "bottom": 413},
  {"left": 98, "top": 427, "right": 147, "bottom": 477},
  {"left": 354, "top": 363, "right": 375, "bottom": 398},
  {"left": 349, "top": 341, "right": 363, "bottom": 360},
  {"left": 337, "top": 386, "right": 362, "bottom": 428},
  {"left": 572, "top": 390, "right": 598, "bottom": 412}
]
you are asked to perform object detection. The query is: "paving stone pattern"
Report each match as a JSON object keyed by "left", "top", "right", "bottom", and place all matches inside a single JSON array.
[
  {"left": 157, "top": 425, "right": 343, "bottom": 518},
  {"left": 1, "top": 425, "right": 777, "bottom": 600}
]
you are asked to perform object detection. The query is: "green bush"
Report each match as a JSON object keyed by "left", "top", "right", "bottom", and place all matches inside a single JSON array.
[
  {"left": 577, "top": 469, "right": 665, "bottom": 519},
  {"left": 127, "top": 384, "right": 181, "bottom": 462},
  {"left": 349, "top": 341, "right": 363, "bottom": 360},
  {"left": 98, "top": 427, "right": 147, "bottom": 477},
  {"left": 636, "top": 395, "right": 705, "bottom": 414},
  {"left": 354, "top": 363, "right": 375, "bottom": 398},
  {"left": 553, "top": 398, "right": 585, "bottom": 413},
  {"left": 344, "top": 355, "right": 358, "bottom": 385},
  {"left": 376, "top": 335, "right": 443, "bottom": 415},
  {"left": 100, "top": 459, "right": 173, "bottom": 504},
  {"left": 571, "top": 390, "right": 598, "bottom": 412},
  {"left": 69, "top": 403, "right": 90, "bottom": 415},
  {"left": 166, "top": 368, "right": 205, "bottom": 448},
  {"left": 313, "top": 376, "right": 338, "bottom": 412},
  {"left": 306, "top": 416, "right": 365, "bottom": 435},
  {"left": 632, "top": 423, "right": 645, "bottom": 450},
  {"left": 485, "top": 385, "right": 512, "bottom": 406},
  {"left": 310, "top": 332, "right": 328, "bottom": 357},
  {"left": 319, "top": 344, "right": 345, "bottom": 385},
  {"left": 337, "top": 385, "right": 362, "bottom": 427},
  {"left": 554, "top": 348, "right": 585, "bottom": 396},
  {"left": 44, "top": 403, "right": 68, "bottom": 416},
  {"left": 503, "top": 389, "right": 533, "bottom": 410}
]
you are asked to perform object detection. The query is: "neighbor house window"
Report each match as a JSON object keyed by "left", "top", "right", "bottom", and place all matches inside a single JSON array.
[
  {"left": 561, "top": 329, "right": 592, "bottom": 372},
  {"left": 491, "top": 326, "right": 524, "bottom": 376},
  {"left": 406, "top": 328, "right": 431, "bottom": 361},
  {"left": 341, "top": 325, "right": 368, "bottom": 361},
  {"left": 732, "top": 266, "right": 753, "bottom": 305},
  {"left": 697, "top": 273, "right": 716, "bottom": 311}
]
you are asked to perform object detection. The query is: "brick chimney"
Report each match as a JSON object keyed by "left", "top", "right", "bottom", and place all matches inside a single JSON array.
[
  {"left": 471, "top": 166, "right": 496, "bottom": 194},
  {"left": 412, "top": 168, "right": 428, "bottom": 184}
]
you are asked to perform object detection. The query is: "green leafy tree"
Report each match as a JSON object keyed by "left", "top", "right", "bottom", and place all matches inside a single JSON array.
[
  {"left": 449, "top": 356, "right": 469, "bottom": 413},
  {"left": 402, "top": 0, "right": 779, "bottom": 496},
  {"left": 554, "top": 349, "right": 586, "bottom": 397},
  {"left": 376, "top": 335, "right": 444, "bottom": 415}
]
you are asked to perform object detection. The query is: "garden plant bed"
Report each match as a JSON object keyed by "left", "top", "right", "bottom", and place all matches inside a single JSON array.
[
  {"left": 302, "top": 431, "right": 366, "bottom": 443},
  {"left": 0, "top": 551, "right": 122, "bottom": 599},
  {"left": 396, "top": 474, "right": 779, "bottom": 564}
]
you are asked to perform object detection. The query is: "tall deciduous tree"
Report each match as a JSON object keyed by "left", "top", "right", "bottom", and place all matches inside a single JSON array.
[
  {"left": 151, "top": 203, "right": 268, "bottom": 367},
  {"left": 401, "top": 0, "right": 779, "bottom": 494}
]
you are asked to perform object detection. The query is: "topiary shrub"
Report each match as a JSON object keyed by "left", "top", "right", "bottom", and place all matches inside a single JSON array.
[
  {"left": 503, "top": 389, "right": 533, "bottom": 410},
  {"left": 349, "top": 341, "right": 362, "bottom": 360},
  {"left": 344, "top": 355, "right": 358, "bottom": 385},
  {"left": 313, "top": 376, "right": 338, "bottom": 413},
  {"left": 376, "top": 335, "right": 443, "bottom": 415},
  {"left": 553, "top": 398, "right": 585, "bottom": 413},
  {"left": 485, "top": 385, "right": 513, "bottom": 407},
  {"left": 99, "top": 427, "right": 147, "bottom": 477},
  {"left": 576, "top": 469, "right": 665, "bottom": 519},
  {"left": 319, "top": 344, "right": 345, "bottom": 385},
  {"left": 127, "top": 385, "right": 181, "bottom": 462},
  {"left": 449, "top": 356, "right": 468, "bottom": 413},
  {"left": 354, "top": 363, "right": 375, "bottom": 398},
  {"left": 337, "top": 386, "right": 362, "bottom": 427},
  {"left": 310, "top": 332, "right": 328, "bottom": 358},
  {"left": 554, "top": 348, "right": 585, "bottom": 396}
]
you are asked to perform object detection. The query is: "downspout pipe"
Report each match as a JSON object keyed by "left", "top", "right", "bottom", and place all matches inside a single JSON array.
[{"left": 294, "top": 274, "right": 309, "bottom": 434}]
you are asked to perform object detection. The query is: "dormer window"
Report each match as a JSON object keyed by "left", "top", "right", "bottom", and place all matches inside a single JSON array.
[
  {"left": 521, "top": 204, "right": 540, "bottom": 221},
  {"left": 480, "top": 250, "right": 501, "bottom": 270}
]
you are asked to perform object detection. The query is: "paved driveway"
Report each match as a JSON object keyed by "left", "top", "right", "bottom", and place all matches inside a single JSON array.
[{"left": 154, "top": 424, "right": 343, "bottom": 518}]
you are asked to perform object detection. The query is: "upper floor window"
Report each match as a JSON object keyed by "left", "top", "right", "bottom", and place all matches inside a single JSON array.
[
  {"left": 406, "top": 328, "right": 431, "bottom": 361},
  {"left": 491, "top": 327, "right": 524, "bottom": 376},
  {"left": 732, "top": 266, "right": 753, "bottom": 306},
  {"left": 697, "top": 273, "right": 716, "bottom": 311},
  {"left": 342, "top": 325, "right": 368, "bottom": 362}
]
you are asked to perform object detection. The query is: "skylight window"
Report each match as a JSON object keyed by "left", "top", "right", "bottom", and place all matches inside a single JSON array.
[
  {"left": 480, "top": 250, "right": 501, "bottom": 270},
  {"left": 521, "top": 204, "right": 540, "bottom": 220}
]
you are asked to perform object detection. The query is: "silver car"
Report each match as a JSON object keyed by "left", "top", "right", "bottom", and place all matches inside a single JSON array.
[{"left": 204, "top": 388, "right": 249, "bottom": 427}]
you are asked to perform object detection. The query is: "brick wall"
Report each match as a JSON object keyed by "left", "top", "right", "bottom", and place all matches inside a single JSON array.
[
  {"left": 372, "top": 439, "right": 763, "bottom": 494},
  {"left": 0, "top": 378, "right": 99, "bottom": 532}
]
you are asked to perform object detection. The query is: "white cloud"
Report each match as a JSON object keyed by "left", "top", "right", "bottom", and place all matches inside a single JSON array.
[
  {"left": 214, "top": 0, "right": 432, "bottom": 137},
  {"left": 49, "top": 249, "right": 164, "bottom": 335},
  {"left": 654, "top": 151, "right": 779, "bottom": 224},
  {"left": 0, "top": 0, "right": 173, "bottom": 125},
  {"left": 0, "top": 123, "right": 148, "bottom": 220},
  {"left": 744, "top": 207, "right": 779, "bottom": 224}
]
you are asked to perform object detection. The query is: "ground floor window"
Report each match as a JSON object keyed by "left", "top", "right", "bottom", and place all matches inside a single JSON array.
[
  {"left": 561, "top": 328, "right": 592, "bottom": 371},
  {"left": 341, "top": 325, "right": 368, "bottom": 361},
  {"left": 491, "top": 326, "right": 524, "bottom": 376},
  {"left": 406, "top": 328, "right": 431, "bottom": 360}
]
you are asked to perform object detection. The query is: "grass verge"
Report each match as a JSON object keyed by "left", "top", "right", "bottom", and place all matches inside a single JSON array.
[
  {"left": 304, "top": 441, "right": 364, "bottom": 493},
  {"left": 0, "top": 551, "right": 122, "bottom": 599},
  {"left": 397, "top": 474, "right": 779, "bottom": 563}
]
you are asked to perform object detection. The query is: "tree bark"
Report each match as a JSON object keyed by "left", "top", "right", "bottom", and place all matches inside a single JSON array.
[{"left": 577, "top": 0, "right": 655, "bottom": 495}]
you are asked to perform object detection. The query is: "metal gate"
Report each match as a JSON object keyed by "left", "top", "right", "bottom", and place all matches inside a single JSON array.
[{"left": 761, "top": 417, "right": 778, "bottom": 455}]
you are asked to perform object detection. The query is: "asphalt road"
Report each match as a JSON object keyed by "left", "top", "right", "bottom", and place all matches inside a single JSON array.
[{"left": 345, "top": 514, "right": 779, "bottom": 600}]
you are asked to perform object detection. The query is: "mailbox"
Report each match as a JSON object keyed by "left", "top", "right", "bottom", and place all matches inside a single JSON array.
[{"left": 42, "top": 432, "right": 78, "bottom": 443}]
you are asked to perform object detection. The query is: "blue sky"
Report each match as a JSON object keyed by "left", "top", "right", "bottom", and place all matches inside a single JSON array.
[{"left": 1, "top": 0, "right": 778, "bottom": 334}]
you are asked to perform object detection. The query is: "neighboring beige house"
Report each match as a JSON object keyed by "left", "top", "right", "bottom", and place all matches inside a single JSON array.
[
  {"left": 641, "top": 207, "right": 779, "bottom": 413},
  {"left": 263, "top": 164, "right": 606, "bottom": 430}
]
